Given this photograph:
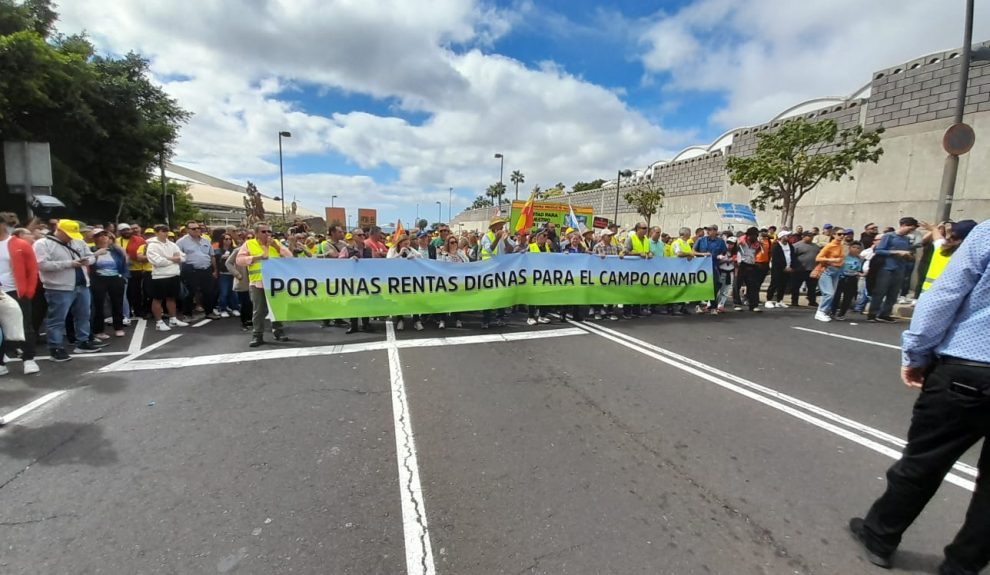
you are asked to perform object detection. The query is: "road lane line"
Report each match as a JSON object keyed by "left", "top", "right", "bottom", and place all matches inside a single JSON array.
[
  {"left": 4, "top": 351, "right": 128, "bottom": 363},
  {"left": 792, "top": 327, "right": 901, "bottom": 350},
  {"left": 96, "top": 334, "right": 183, "bottom": 373},
  {"left": 102, "top": 328, "right": 586, "bottom": 372},
  {"left": 127, "top": 318, "right": 147, "bottom": 353},
  {"left": 386, "top": 321, "right": 436, "bottom": 575},
  {"left": 574, "top": 321, "right": 976, "bottom": 491},
  {"left": 0, "top": 391, "right": 68, "bottom": 427},
  {"left": 192, "top": 319, "right": 212, "bottom": 328}
]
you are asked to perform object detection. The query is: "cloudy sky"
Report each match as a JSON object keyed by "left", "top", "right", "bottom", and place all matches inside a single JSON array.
[{"left": 58, "top": 0, "right": 987, "bottom": 226}]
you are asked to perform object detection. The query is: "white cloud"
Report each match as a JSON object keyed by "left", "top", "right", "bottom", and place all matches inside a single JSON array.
[
  {"left": 638, "top": 0, "right": 990, "bottom": 129},
  {"left": 58, "top": 0, "right": 683, "bottom": 223}
]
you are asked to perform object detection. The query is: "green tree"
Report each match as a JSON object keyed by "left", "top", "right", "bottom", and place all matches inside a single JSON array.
[
  {"left": 573, "top": 179, "right": 606, "bottom": 193},
  {"left": 117, "top": 179, "right": 202, "bottom": 227},
  {"left": 0, "top": 0, "right": 190, "bottom": 222},
  {"left": 623, "top": 181, "right": 665, "bottom": 227},
  {"left": 469, "top": 195, "right": 492, "bottom": 210},
  {"left": 485, "top": 182, "right": 506, "bottom": 202},
  {"left": 416, "top": 218, "right": 428, "bottom": 230},
  {"left": 726, "top": 118, "right": 884, "bottom": 228},
  {"left": 510, "top": 170, "right": 524, "bottom": 200},
  {"left": 541, "top": 183, "right": 565, "bottom": 199}
]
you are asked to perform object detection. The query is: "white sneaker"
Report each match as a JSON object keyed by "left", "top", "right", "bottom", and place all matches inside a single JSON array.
[
  {"left": 169, "top": 317, "right": 189, "bottom": 328},
  {"left": 23, "top": 360, "right": 40, "bottom": 375},
  {"left": 220, "top": 310, "right": 230, "bottom": 318},
  {"left": 212, "top": 309, "right": 221, "bottom": 316},
  {"left": 537, "top": 316, "right": 551, "bottom": 324},
  {"left": 438, "top": 320, "right": 445, "bottom": 330},
  {"left": 526, "top": 318, "right": 537, "bottom": 326},
  {"left": 776, "top": 302, "right": 789, "bottom": 308},
  {"left": 765, "top": 301, "right": 776, "bottom": 309},
  {"left": 396, "top": 319, "right": 405, "bottom": 331},
  {"left": 455, "top": 320, "right": 463, "bottom": 328},
  {"left": 733, "top": 306, "right": 743, "bottom": 311},
  {"left": 814, "top": 311, "right": 832, "bottom": 322},
  {"left": 122, "top": 317, "right": 132, "bottom": 326},
  {"left": 0, "top": 365, "right": 8, "bottom": 376},
  {"left": 156, "top": 320, "right": 171, "bottom": 331},
  {"left": 414, "top": 321, "right": 424, "bottom": 331},
  {"left": 231, "top": 309, "right": 241, "bottom": 317},
  {"left": 104, "top": 317, "right": 113, "bottom": 325}
]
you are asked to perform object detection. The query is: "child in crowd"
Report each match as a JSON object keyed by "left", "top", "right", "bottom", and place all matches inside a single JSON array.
[{"left": 834, "top": 241, "right": 864, "bottom": 320}]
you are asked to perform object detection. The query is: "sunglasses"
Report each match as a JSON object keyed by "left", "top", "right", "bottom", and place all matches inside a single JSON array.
[{"left": 257, "top": 230, "right": 271, "bottom": 234}]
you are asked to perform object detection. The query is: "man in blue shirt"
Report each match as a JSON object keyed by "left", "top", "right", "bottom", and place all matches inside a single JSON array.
[
  {"left": 867, "top": 216, "right": 919, "bottom": 322},
  {"left": 692, "top": 225, "right": 726, "bottom": 311},
  {"left": 849, "top": 219, "right": 990, "bottom": 575}
]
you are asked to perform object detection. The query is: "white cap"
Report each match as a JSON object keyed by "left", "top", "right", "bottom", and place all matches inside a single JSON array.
[{"left": 118, "top": 223, "right": 131, "bottom": 230}]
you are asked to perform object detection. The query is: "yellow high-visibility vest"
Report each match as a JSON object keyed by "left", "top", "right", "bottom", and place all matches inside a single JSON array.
[
  {"left": 673, "top": 238, "right": 692, "bottom": 256},
  {"left": 245, "top": 239, "right": 282, "bottom": 283},
  {"left": 481, "top": 231, "right": 498, "bottom": 260},
  {"left": 628, "top": 233, "right": 650, "bottom": 255},
  {"left": 528, "top": 242, "right": 550, "bottom": 253},
  {"left": 922, "top": 248, "right": 951, "bottom": 292}
]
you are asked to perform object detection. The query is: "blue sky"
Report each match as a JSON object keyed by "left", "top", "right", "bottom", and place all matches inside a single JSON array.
[{"left": 61, "top": 0, "right": 987, "bottom": 227}]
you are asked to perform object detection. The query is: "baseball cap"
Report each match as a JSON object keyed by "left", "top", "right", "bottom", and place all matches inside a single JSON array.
[
  {"left": 57, "top": 219, "right": 84, "bottom": 240},
  {"left": 844, "top": 228, "right": 855, "bottom": 234},
  {"left": 601, "top": 229, "right": 614, "bottom": 236},
  {"left": 144, "top": 228, "right": 155, "bottom": 234},
  {"left": 777, "top": 230, "right": 790, "bottom": 238},
  {"left": 416, "top": 231, "right": 429, "bottom": 239},
  {"left": 726, "top": 236, "right": 737, "bottom": 244},
  {"left": 118, "top": 223, "right": 131, "bottom": 230},
  {"left": 823, "top": 223, "right": 834, "bottom": 229},
  {"left": 345, "top": 232, "right": 353, "bottom": 241},
  {"left": 951, "top": 219, "right": 978, "bottom": 240}
]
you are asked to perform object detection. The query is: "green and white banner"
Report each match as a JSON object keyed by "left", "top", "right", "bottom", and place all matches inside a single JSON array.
[{"left": 263, "top": 254, "right": 715, "bottom": 321}]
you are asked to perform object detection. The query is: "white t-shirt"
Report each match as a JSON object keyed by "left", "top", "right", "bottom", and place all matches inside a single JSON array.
[{"left": 0, "top": 237, "right": 15, "bottom": 293}]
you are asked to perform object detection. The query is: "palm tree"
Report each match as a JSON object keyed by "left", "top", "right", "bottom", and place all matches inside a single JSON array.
[{"left": 510, "top": 170, "right": 525, "bottom": 201}]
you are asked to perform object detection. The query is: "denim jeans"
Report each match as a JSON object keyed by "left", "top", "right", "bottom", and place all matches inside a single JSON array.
[
  {"left": 817, "top": 270, "right": 841, "bottom": 314},
  {"left": 217, "top": 274, "right": 237, "bottom": 311},
  {"left": 45, "top": 286, "right": 91, "bottom": 350}
]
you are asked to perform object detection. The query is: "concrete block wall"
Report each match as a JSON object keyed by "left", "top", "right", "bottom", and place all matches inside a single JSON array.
[{"left": 866, "top": 41, "right": 990, "bottom": 128}]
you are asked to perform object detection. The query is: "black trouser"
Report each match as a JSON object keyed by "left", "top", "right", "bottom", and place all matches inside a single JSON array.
[
  {"left": 482, "top": 308, "right": 505, "bottom": 325},
  {"left": 868, "top": 268, "right": 905, "bottom": 318},
  {"left": 739, "top": 263, "right": 764, "bottom": 310},
  {"left": 861, "top": 361, "right": 989, "bottom": 574},
  {"left": 790, "top": 270, "right": 817, "bottom": 306},
  {"left": 767, "top": 268, "right": 790, "bottom": 302},
  {"left": 180, "top": 267, "right": 216, "bottom": 317},
  {"left": 732, "top": 269, "right": 744, "bottom": 305},
  {"left": 90, "top": 275, "right": 126, "bottom": 333},
  {"left": 834, "top": 275, "right": 859, "bottom": 317},
  {"left": 3, "top": 290, "right": 35, "bottom": 361},
  {"left": 237, "top": 291, "right": 252, "bottom": 327},
  {"left": 127, "top": 270, "right": 148, "bottom": 318}
]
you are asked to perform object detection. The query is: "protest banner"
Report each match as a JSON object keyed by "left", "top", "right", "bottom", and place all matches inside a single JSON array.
[
  {"left": 263, "top": 254, "right": 714, "bottom": 321},
  {"left": 509, "top": 201, "right": 594, "bottom": 232}
]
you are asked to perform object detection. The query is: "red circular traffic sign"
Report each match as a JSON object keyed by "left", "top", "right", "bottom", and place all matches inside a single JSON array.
[{"left": 943, "top": 123, "right": 976, "bottom": 156}]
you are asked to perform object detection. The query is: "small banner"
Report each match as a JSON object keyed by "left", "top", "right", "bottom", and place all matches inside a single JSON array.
[{"left": 263, "top": 254, "right": 714, "bottom": 321}]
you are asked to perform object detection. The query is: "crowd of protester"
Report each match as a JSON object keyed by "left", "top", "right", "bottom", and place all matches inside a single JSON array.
[{"left": 0, "top": 211, "right": 977, "bottom": 373}]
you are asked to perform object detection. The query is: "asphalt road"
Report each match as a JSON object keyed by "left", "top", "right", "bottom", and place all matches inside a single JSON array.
[{"left": 0, "top": 307, "right": 980, "bottom": 574}]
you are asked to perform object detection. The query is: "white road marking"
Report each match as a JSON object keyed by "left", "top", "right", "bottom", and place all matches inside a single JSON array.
[
  {"left": 0, "top": 391, "right": 68, "bottom": 426},
  {"left": 4, "top": 351, "right": 129, "bottom": 363},
  {"left": 385, "top": 321, "right": 436, "bottom": 575},
  {"left": 101, "top": 328, "right": 586, "bottom": 372},
  {"left": 792, "top": 326, "right": 901, "bottom": 350},
  {"left": 96, "top": 334, "right": 183, "bottom": 373},
  {"left": 192, "top": 319, "right": 212, "bottom": 328},
  {"left": 575, "top": 321, "right": 976, "bottom": 491},
  {"left": 127, "top": 318, "right": 147, "bottom": 353}
]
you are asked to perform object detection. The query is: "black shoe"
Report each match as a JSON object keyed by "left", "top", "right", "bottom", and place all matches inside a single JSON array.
[
  {"left": 493, "top": 320, "right": 506, "bottom": 328},
  {"left": 848, "top": 518, "right": 893, "bottom": 568},
  {"left": 49, "top": 348, "right": 72, "bottom": 362},
  {"left": 241, "top": 324, "right": 251, "bottom": 332},
  {"left": 249, "top": 335, "right": 264, "bottom": 348},
  {"left": 480, "top": 322, "right": 490, "bottom": 330},
  {"left": 938, "top": 559, "right": 980, "bottom": 575},
  {"left": 320, "top": 320, "right": 331, "bottom": 328},
  {"left": 272, "top": 330, "right": 289, "bottom": 342},
  {"left": 345, "top": 326, "right": 358, "bottom": 334},
  {"left": 73, "top": 341, "right": 102, "bottom": 354},
  {"left": 86, "top": 338, "right": 108, "bottom": 348},
  {"left": 866, "top": 315, "right": 878, "bottom": 322},
  {"left": 877, "top": 316, "right": 896, "bottom": 323},
  {"left": 834, "top": 315, "right": 847, "bottom": 321},
  {"left": 622, "top": 314, "right": 632, "bottom": 320}
]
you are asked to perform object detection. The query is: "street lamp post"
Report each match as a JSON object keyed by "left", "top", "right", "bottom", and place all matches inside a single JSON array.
[
  {"left": 278, "top": 131, "right": 292, "bottom": 226},
  {"left": 435, "top": 201, "right": 442, "bottom": 223},
  {"left": 494, "top": 153, "right": 504, "bottom": 206},
  {"left": 614, "top": 169, "right": 633, "bottom": 223},
  {"left": 935, "top": 0, "right": 976, "bottom": 222},
  {"left": 331, "top": 195, "right": 337, "bottom": 208},
  {"left": 448, "top": 187, "right": 453, "bottom": 221}
]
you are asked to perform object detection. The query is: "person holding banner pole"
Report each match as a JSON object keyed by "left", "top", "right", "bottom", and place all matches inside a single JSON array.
[
  {"left": 236, "top": 222, "right": 292, "bottom": 348},
  {"left": 622, "top": 222, "right": 653, "bottom": 319},
  {"left": 340, "top": 228, "right": 376, "bottom": 334},
  {"left": 480, "top": 217, "right": 513, "bottom": 329},
  {"left": 526, "top": 228, "right": 553, "bottom": 326}
]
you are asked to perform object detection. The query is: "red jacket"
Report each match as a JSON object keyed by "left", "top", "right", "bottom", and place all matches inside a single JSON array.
[
  {"left": 6, "top": 235, "right": 38, "bottom": 298},
  {"left": 117, "top": 234, "right": 146, "bottom": 263}
]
